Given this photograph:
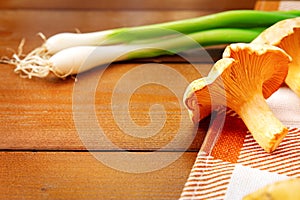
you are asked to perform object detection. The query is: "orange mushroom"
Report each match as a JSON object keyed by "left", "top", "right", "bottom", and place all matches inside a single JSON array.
[
  {"left": 252, "top": 17, "right": 300, "bottom": 97},
  {"left": 184, "top": 43, "right": 291, "bottom": 153}
]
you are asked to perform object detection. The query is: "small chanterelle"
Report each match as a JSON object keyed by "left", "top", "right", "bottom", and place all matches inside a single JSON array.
[
  {"left": 243, "top": 178, "right": 300, "bottom": 200},
  {"left": 183, "top": 43, "right": 291, "bottom": 153}
]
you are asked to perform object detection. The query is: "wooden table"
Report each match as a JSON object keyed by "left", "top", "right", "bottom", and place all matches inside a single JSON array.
[{"left": 0, "top": 1, "right": 255, "bottom": 199}]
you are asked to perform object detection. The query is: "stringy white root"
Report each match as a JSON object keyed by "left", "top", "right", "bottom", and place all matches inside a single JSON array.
[
  {"left": 1, "top": 34, "right": 71, "bottom": 79},
  {"left": 12, "top": 47, "right": 52, "bottom": 78}
]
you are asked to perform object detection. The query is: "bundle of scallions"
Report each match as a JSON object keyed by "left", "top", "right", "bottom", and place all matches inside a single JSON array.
[{"left": 3, "top": 10, "right": 300, "bottom": 79}]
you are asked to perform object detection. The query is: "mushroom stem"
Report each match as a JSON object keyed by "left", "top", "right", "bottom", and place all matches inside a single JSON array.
[{"left": 238, "top": 93, "right": 288, "bottom": 153}]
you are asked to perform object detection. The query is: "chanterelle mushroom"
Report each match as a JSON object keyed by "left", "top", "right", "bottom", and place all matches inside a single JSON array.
[
  {"left": 184, "top": 43, "right": 291, "bottom": 153},
  {"left": 252, "top": 17, "right": 300, "bottom": 97}
]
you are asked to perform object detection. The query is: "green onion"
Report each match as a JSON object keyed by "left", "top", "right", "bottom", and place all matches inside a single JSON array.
[
  {"left": 2, "top": 9, "right": 300, "bottom": 79},
  {"left": 5, "top": 28, "right": 262, "bottom": 78},
  {"left": 43, "top": 10, "right": 300, "bottom": 54}
]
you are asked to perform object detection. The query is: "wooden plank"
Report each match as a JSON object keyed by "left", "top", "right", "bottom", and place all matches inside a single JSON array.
[
  {"left": 0, "top": 62, "right": 212, "bottom": 151},
  {"left": 0, "top": 151, "right": 197, "bottom": 200},
  {"left": 0, "top": 0, "right": 256, "bottom": 11}
]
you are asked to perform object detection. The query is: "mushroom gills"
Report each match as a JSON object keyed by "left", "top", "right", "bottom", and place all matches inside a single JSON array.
[{"left": 252, "top": 17, "right": 300, "bottom": 97}]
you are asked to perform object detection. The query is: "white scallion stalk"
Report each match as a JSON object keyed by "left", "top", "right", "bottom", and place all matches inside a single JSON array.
[
  {"left": 8, "top": 28, "right": 262, "bottom": 79},
  {"left": 45, "top": 29, "right": 121, "bottom": 54}
]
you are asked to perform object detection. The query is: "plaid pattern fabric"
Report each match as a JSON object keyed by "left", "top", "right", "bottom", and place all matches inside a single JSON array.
[{"left": 180, "top": 86, "right": 300, "bottom": 200}]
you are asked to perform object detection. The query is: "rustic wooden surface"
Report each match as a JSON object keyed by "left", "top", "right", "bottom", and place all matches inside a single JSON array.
[{"left": 0, "top": 1, "right": 255, "bottom": 199}]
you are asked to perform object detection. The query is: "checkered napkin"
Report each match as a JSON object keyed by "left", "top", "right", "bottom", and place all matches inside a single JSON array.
[{"left": 180, "top": 86, "right": 300, "bottom": 200}]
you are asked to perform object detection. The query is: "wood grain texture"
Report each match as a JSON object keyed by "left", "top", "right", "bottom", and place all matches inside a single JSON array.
[
  {"left": 0, "top": 151, "right": 197, "bottom": 200},
  {"left": 0, "top": 0, "right": 256, "bottom": 11},
  {"left": 0, "top": 1, "right": 256, "bottom": 199},
  {"left": 0, "top": 62, "right": 212, "bottom": 151}
]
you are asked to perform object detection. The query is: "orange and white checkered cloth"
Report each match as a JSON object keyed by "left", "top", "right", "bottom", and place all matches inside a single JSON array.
[{"left": 180, "top": 86, "right": 300, "bottom": 200}]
